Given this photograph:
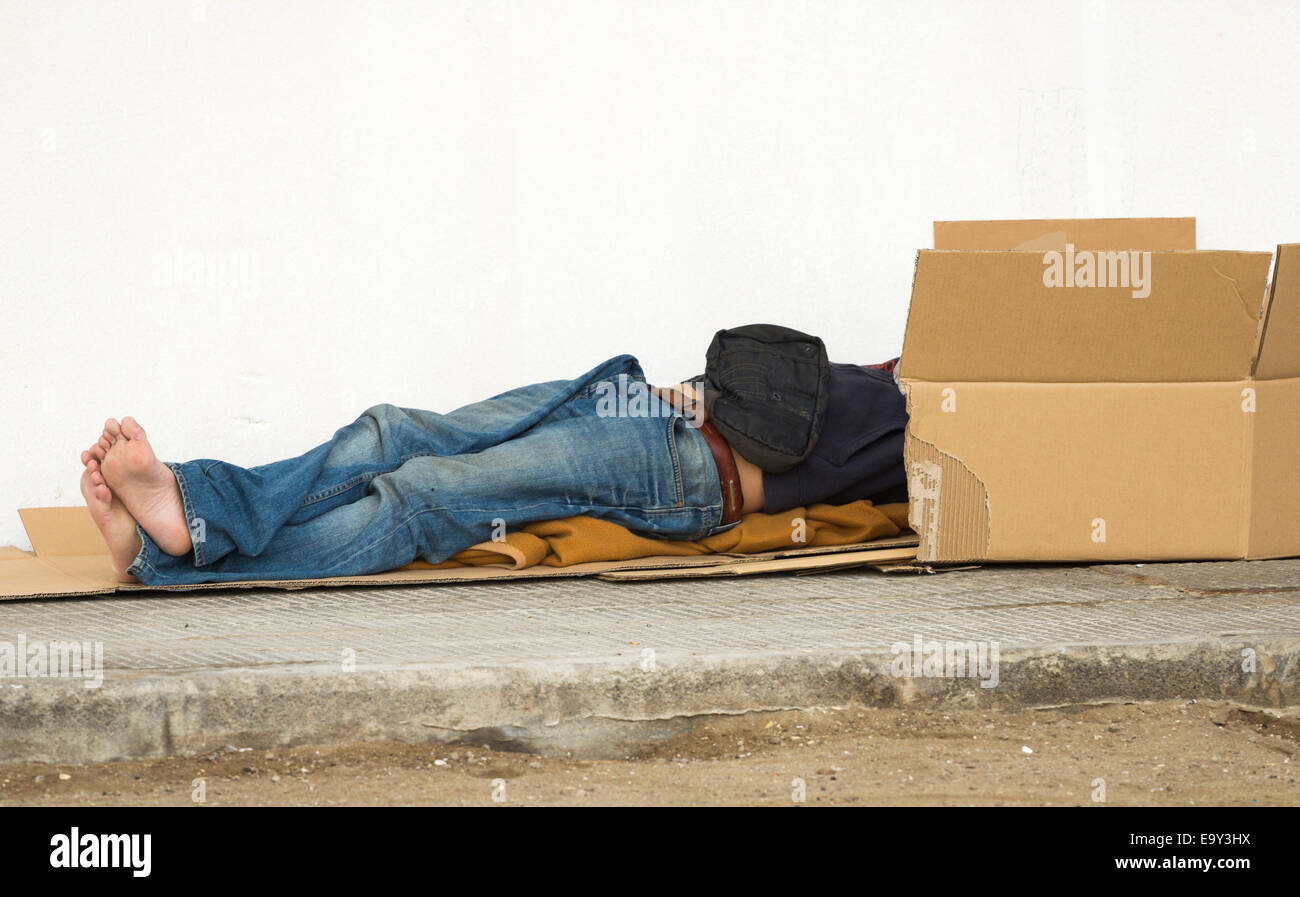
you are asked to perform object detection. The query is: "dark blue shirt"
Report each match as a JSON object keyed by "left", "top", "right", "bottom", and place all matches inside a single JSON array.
[{"left": 761, "top": 360, "right": 909, "bottom": 513}]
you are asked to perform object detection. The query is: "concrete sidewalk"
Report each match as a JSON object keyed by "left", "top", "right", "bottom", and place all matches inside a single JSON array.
[{"left": 2, "top": 560, "right": 1298, "bottom": 763}]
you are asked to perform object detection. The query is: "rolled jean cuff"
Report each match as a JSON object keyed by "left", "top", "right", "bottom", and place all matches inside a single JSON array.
[
  {"left": 125, "top": 523, "right": 159, "bottom": 579},
  {"left": 126, "top": 462, "right": 205, "bottom": 578},
  {"left": 165, "top": 460, "right": 207, "bottom": 567}
]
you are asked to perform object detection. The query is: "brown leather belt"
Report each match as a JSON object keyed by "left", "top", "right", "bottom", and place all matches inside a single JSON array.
[{"left": 697, "top": 420, "right": 744, "bottom": 525}]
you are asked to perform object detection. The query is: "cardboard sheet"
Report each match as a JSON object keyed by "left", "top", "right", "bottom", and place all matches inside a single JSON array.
[{"left": 0, "top": 507, "right": 920, "bottom": 601}]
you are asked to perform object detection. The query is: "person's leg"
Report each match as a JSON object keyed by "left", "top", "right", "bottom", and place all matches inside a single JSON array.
[
  {"left": 128, "top": 380, "right": 724, "bottom": 584},
  {"left": 95, "top": 354, "right": 647, "bottom": 571}
]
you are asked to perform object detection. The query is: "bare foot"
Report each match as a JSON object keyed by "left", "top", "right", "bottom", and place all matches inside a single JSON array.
[
  {"left": 100, "top": 416, "right": 193, "bottom": 557},
  {"left": 83, "top": 418, "right": 123, "bottom": 466},
  {"left": 80, "top": 460, "right": 141, "bottom": 583}
]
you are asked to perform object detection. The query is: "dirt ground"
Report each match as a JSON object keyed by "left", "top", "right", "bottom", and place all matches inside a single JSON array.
[{"left": 2, "top": 699, "right": 1297, "bottom": 806}]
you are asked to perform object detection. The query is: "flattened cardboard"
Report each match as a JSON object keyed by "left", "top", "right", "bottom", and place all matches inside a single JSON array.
[
  {"left": 0, "top": 507, "right": 920, "bottom": 601},
  {"left": 900, "top": 218, "right": 1299, "bottom": 563},
  {"left": 598, "top": 546, "right": 918, "bottom": 580}
]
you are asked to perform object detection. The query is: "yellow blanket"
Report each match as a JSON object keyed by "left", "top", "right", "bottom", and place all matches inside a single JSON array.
[{"left": 402, "top": 500, "right": 910, "bottom": 571}]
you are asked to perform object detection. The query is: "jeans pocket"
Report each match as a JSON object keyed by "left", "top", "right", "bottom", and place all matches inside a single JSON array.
[{"left": 668, "top": 414, "right": 724, "bottom": 529}]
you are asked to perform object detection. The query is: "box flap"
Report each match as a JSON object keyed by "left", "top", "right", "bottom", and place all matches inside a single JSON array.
[
  {"left": 934, "top": 217, "right": 1196, "bottom": 251},
  {"left": 19, "top": 507, "right": 111, "bottom": 556},
  {"left": 899, "top": 249, "right": 1273, "bottom": 383},
  {"left": 1253, "top": 244, "right": 1300, "bottom": 380}
]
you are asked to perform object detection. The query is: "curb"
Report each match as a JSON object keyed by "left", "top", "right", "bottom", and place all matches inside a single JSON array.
[{"left": 2, "top": 637, "right": 1296, "bottom": 763}]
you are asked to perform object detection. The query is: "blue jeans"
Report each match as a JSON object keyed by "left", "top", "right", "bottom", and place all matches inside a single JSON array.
[{"left": 127, "top": 355, "right": 725, "bottom": 584}]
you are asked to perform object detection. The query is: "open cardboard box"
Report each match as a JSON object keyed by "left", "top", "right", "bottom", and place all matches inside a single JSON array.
[
  {"left": 902, "top": 217, "right": 1300, "bottom": 562},
  {"left": 0, "top": 506, "right": 920, "bottom": 600}
]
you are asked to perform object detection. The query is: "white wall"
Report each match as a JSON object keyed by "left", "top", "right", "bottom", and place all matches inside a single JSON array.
[{"left": 2, "top": 0, "right": 1296, "bottom": 551}]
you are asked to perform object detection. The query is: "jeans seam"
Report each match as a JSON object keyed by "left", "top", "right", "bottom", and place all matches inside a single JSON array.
[
  {"left": 301, "top": 453, "right": 440, "bottom": 507},
  {"left": 301, "top": 472, "right": 378, "bottom": 506},
  {"left": 419, "top": 501, "right": 715, "bottom": 516}
]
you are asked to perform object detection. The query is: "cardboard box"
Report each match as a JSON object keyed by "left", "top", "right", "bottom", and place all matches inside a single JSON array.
[
  {"left": 900, "top": 217, "right": 1299, "bottom": 563},
  {"left": 0, "top": 506, "right": 918, "bottom": 601}
]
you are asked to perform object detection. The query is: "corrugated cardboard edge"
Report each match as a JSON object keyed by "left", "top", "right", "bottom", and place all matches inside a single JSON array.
[
  {"left": 1250, "top": 244, "right": 1300, "bottom": 376},
  {"left": 1250, "top": 248, "right": 1278, "bottom": 374},
  {"left": 903, "top": 433, "right": 991, "bottom": 564}
]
